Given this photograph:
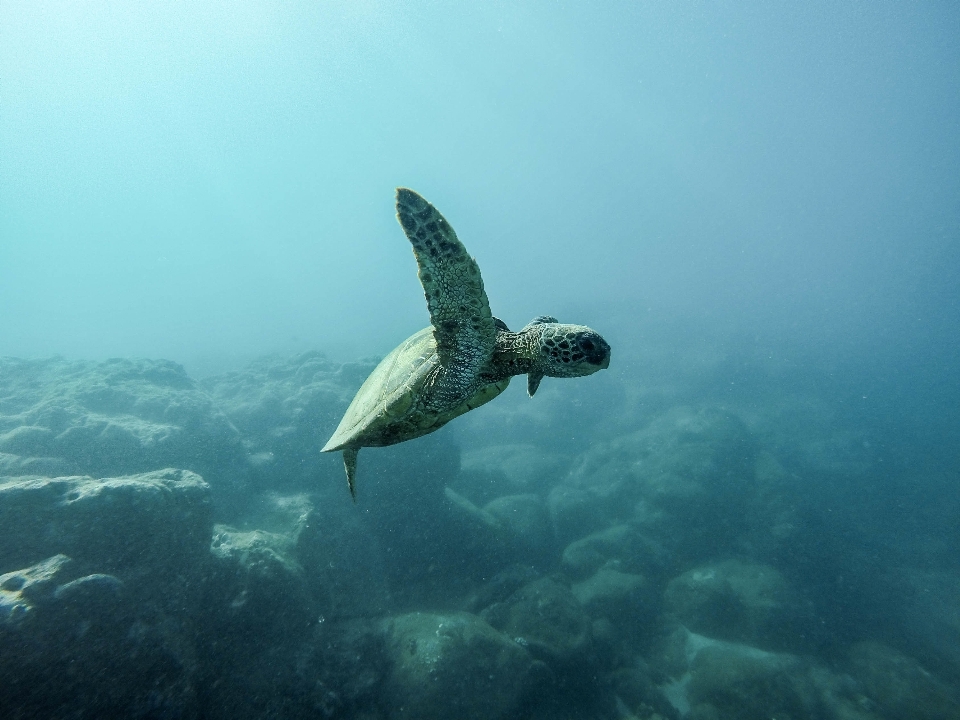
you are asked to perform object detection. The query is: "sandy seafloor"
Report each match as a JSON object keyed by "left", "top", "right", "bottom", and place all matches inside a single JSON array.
[{"left": 1, "top": 340, "right": 957, "bottom": 720}]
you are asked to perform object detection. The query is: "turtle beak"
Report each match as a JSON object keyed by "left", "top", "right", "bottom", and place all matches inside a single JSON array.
[{"left": 588, "top": 337, "right": 611, "bottom": 369}]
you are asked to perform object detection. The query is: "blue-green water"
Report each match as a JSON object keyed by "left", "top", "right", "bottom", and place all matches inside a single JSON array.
[{"left": 1, "top": 2, "right": 958, "bottom": 719}]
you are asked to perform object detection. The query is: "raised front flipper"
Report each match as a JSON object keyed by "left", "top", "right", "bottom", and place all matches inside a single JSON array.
[{"left": 395, "top": 188, "right": 497, "bottom": 407}]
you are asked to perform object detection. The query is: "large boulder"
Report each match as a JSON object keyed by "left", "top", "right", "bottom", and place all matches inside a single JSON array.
[
  {"left": 664, "top": 559, "right": 811, "bottom": 652},
  {"left": 658, "top": 628, "right": 818, "bottom": 720},
  {"left": 848, "top": 641, "right": 960, "bottom": 720},
  {"left": 572, "top": 567, "right": 653, "bottom": 645},
  {"left": 685, "top": 642, "right": 816, "bottom": 720},
  {"left": 0, "top": 357, "right": 248, "bottom": 489},
  {"left": 0, "top": 468, "right": 211, "bottom": 610},
  {"left": 382, "top": 611, "right": 541, "bottom": 720},
  {"left": 0, "top": 554, "right": 200, "bottom": 718},
  {"left": 561, "top": 523, "right": 668, "bottom": 581},
  {"left": 207, "top": 525, "right": 316, "bottom": 634},
  {"left": 481, "top": 576, "right": 594, "bottom": 670},
  {"left": 553, "top": 407, "right": 759, "bottom": 562}
]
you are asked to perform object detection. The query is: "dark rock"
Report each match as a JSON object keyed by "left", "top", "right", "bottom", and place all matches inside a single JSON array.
[
  {"left": 848, "top": 641, "right": 960, "bottom": 720},
  {"left": 481, "top": 576, "right": 594, "bottom": 670},
  {"left": 573, "top": 567, "right": 654, "bottom": 645},
  {"left": 0, "top": 554, "right": 199, "bottom": 719},
  {"left": 0, "top": 469, "right": 211, "bottom": 600},
  {"left": 381, "top": 611, "right": 540, "bottom": 720},
  {"left": 664, "top": 559, "right": 811, "bottom": 652},
  {"left": 561, "top": 523, "right": 668, "bottom": 581},
  {"left": 207, "top": 525, "right": 316, "bottom": 635},
  {"left": 685, "top": 643, "right": 815, "bottom": 720},
  {"left": 296, "top": 503, "right": 392, "bottom": 619}
]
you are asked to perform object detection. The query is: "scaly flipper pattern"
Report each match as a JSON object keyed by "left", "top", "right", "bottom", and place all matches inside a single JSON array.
[{"left": 395, "top": 188, "right": 497, "bottom": 408}]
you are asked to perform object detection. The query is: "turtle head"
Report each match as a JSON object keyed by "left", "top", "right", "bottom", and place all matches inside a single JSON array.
[{"left": 521, "top": 317, "right": 611, "bottom": 396}]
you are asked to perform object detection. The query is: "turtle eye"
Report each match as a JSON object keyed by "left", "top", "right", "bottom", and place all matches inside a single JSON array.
[{"left": 579, "top": 338, "right": 595, "bottom": 353}]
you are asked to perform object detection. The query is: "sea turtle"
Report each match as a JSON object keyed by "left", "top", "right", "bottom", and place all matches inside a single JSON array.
[{"left": 322, "top": 188, "right": 611, "bottom": 499}]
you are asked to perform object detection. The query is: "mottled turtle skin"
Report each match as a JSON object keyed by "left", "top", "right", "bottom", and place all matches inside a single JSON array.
[{"left": 322, "top": 188, "right": 611, "bottom": 499}]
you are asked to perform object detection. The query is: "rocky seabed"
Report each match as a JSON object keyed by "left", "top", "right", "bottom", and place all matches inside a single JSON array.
[{"left": 1, "top": 354, "right": 958, "bottom": 720}]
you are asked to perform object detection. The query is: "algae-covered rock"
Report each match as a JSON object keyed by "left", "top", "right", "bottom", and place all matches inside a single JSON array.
[
  {"left": 657, "top": 627, "right": 890, "bottom": 720},
  {"left": 0, "top": 554, "right": 199, "bottom": 718},
  {"left": 481, "top": 576, "right": 593, "bottom": 669},
  {"left": 686, "top": 642, "right": 815, "bottom": 720},
  {"left": 0, "top": 554, "right": 75, "bottom": 626},
  {"left": 208, "top": 525, "right": 315, "bottom": 632},
  {"left": 848, "top": 641, "right": 960, "bottom": 720},
  {"left": 609, "top": 664, "right": 680, "bottom": 720},
  {"left": 0, "top": 357, "right": 247, "bottom": 487},
  {"left": 561, "top": 523, "right": 667, "bottom": 581},
  {"left": 382, "top": 611, "right": 539, "bottom": 720},
  {"left": 664, "top": 559, "right": 809, "bottom": 651},
  {"left": 557, "top": 407, "right": 758, "bottom": 560},
  {"left": 572, "top": 567, "right": 653, "bottom": 642},
  {"left": 0, "top": 469, "right": 211, "bottom": 608}
]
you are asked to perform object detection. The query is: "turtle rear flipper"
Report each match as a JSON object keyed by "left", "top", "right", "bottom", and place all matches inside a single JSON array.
[{"left": 343, "top": 447, "right": 358, "bottom": 501}]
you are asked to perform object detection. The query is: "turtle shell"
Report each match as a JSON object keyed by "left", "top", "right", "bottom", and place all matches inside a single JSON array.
[{"left": 322, "top": 326, "right": 510, "bottom": 452}]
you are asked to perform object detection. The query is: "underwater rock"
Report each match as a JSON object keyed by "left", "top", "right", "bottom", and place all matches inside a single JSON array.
[
  {"left": 547, "top": 484, "right": 611, "bottom": 547},
  {"left": 561, "top": 523, "right": 668, "bottom": 581},
  {"left": 892, "top": 567, "right": 960, "bottom": 677},
  {"left": 296, "top": 503, "right": 393, "bottom": 619},
  {"left": 201, "top": 352, "right": 368, "bottom": 491},
  {"left": 200, "top": 617, "right": 390, "bottom": 720},
  {"left": 0, "top": 554, "right": 75, "bottom": 626},
  {"left": 297, "top": 619, "right": 390, "bottom": 719},
  {"left": 444, "top": 486, "right": 507, "bottom": 548},
  {"left": 572, "top": 567, "right": 654, "bottom": 644},
  {"left": 456, "top": 443, "right": 571, "bottom": 504},
  {"left": 0, "top": 469, "right": 212, "bottom": 611},
  {"left": 609, "top": 664, "right": 681, "bottom": 720},
  {"left": 199, "top": 524, "right": 348, "bottom": 720},
  {"left": 848, "top": 641, "right": 960, "bottom": 720},
  {"left": 483, "top": 493, "right": 555, "bottom": 567},
  {"left": 0, "top": 356, "right": 248, "bottom": 489},
  {"left": 0, "top": 554, "right": 200, "bottom": 718},
  {"left": 657, "top": 627, "right": 896, "bottom": 720},
  {"left": 463, "top": 564, "right": 543, "bottom": 614},
  {"left": 382, "top": 611, "right": 540, "bottom": 720},
  {"left": 481, "top": 576, "right": 594, "bottom": 670},
  {"left": 663, "top": 559, "right": 810, "bottom": 651},
  {"left": 658, "top": 628, "right": 816, "bottom": 720},
  {"left": 0, "top": 451, "right": 72, "bottom": 477},
  {"left": 207, "top": 525, "right": 316, "bottom": 634},
  {"left": 558, "top": 407, "right": 759, "bottom": 563},
  {"left": 685, "top": 642, "right": 816, "bottom": 720}
]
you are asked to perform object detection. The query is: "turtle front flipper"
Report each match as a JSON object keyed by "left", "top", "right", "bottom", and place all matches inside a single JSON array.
[{"left": 396, "top": 188, "right": 497, "bottom": 405}]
